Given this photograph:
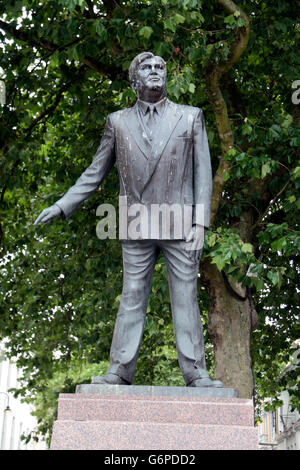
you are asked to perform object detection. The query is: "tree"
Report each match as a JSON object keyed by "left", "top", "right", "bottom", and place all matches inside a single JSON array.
[{"left": 0, "top": 0, "right": 299, "bottom": 442}]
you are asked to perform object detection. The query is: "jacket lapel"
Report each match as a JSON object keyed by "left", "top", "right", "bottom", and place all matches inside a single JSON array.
[
  {"left": 122, "top": 100, "right": 183, "bottom": 195},
  {"left": 124, "top": 105, "right": 152, "bottom": 160},
  {"left": 143, "top": 100, "right": 183, "bottom": 192}
]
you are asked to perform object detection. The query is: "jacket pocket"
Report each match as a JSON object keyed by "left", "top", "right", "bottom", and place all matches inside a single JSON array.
[{"left": 176, "top": 135, "right": 192, "bottom": 141}]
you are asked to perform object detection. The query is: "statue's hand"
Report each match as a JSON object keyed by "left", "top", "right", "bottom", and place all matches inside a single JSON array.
[
  {"left": 185, "top": 225, "right": 207, "bottom": 263},
  {"left": 33, "top": 204, "right": 62, "bottom": 225}
]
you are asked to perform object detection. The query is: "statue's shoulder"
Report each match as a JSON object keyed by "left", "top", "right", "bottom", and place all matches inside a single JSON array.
[
  {"left": 167, "top": 100, "right": 202, "bottom": 117},
  {"left": 107, "top": 106, "right": 134, "bottom": 125}
]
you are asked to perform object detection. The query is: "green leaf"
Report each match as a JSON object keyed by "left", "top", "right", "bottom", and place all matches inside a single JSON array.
[
  {"left": 223, "top": 170, "right": 230, "bottom": 182},
  {"left": 164, "top": 14, "right": 185, "bottom": 32},
  {"left": 275, "top": 22, "right": 287, "bottom": 33},
  {"left": 67, "top": 46, "right": 79, "bottom": 61},
  {"left": 241, "top": 243, "right": 253, "bottom": 253},
  {"left": 173, "top": 14, "right": 186, "bottom": 24},
  {"left": 267, "top": 270, "right": 281, "bottom": 286},
  {"left": 207, "top": 233, "right": 216, "bottom": 247},
  {"left": 212, "top": 255, "right": 226, "bottom": 271},
  {"left": 271, "top": 237, "right": 287, "bottom": 252},
  {"left": 139, "top": 26, "right": 153, "bottom": 39},
  {"left": 231, "top": 246, "right": 240, "bottom": 262},
  {"left": 281, "top": 114, "right": 293, "bottom": 129},
  {"left": 261, "top": 162, "right": 271, "bottom": 178},
  {"left": 268, "top": 124, "right": 282, "bottom": 140},
  {"left": 226, "top": 148, "right": 238, "bottom": 159},
  {"left": 236, "top": 17, "right": 246, "bottom": 27},
  {"left": 94, "top": 21, "right": 106, "bottom": 38},
  {"left": 164, "top": 17, "right": 176, "bottom": 33},
  {"left": 190, "top": 11, "right": 204, "bottom": 23},
  {"left": 292, "top": 167, "right": 300, "bottom": 179},
  {"left": 224, "top": 15, "right": 236, "bottom": 27},
  {"left": 242, "top": 122, "right": 253, "bottom": 135}
]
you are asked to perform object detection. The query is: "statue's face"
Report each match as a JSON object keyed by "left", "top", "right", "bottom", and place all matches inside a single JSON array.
[{"left": 135, "top": 56, "right": 167, "bottom": 96}]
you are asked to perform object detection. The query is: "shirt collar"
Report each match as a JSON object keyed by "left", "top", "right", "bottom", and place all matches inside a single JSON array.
[{"left": 137, "top": 97, "right": 167, "bottom": 116}]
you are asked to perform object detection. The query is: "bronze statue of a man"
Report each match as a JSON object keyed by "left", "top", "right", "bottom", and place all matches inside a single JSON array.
[{"left": 34, "top": 52, "right": 223, "bottom": 388}]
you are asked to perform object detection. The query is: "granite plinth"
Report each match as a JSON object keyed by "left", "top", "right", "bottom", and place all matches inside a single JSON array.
[
  {"left": 80, "top": 382, "right": 239, "bottom": 398},
  {"left": 50, "top": 384, "right": 258, "bottom": 450}
]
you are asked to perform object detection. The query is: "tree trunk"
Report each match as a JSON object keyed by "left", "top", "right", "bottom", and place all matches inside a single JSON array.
[
  {"left": 202, "top": 261, "right": 256, "bottom": 398},
  {"left": 201, "top": 0, "right": 253, "bottom": 398}
]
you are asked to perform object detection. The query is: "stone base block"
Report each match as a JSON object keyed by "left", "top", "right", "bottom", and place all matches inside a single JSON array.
[{"left": 50, "top": 385, "right": 258, "bottom": 450}]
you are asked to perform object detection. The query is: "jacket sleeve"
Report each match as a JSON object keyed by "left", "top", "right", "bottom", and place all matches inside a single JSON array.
[
  {"left": 192, "top": 108, "right": 212, "bottom": 229},
  {"left": 55, "top": 114, "right": 116, "bottom": 219}
]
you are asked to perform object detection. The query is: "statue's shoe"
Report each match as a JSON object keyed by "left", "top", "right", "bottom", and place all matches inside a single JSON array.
[
  {"left": 92, "top": 373, "right": 130, "bottom": 385},
  {"left": 188, "top": 377, "right": 224, "bottom": 388}
]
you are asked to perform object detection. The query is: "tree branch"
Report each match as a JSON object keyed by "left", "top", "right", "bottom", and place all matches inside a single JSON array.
[
  {"left": 0, "top": 19, "right": 119, "bottom": 79},
  {"left": 205, "top": 0, "right": 250, "bottom": 224},
  {"left": 217, "top": 0, "right": 250, "bottom": 75},
  {"left": 25, "top": 66, "right": 86, "bottom": 135},
  {"left": 0, "top": 19, "right": 56, "bottom": 51},
  {"left": 0, "top": 67, "right": 87, "bottom": 207},
  {"left": 251, "top": 178, "right": 292, "bottom": 231}
]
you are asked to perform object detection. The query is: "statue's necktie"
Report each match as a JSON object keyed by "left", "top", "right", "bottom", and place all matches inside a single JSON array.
[{"left": 146, "top": 106, "right": 157, "bottom": 141}]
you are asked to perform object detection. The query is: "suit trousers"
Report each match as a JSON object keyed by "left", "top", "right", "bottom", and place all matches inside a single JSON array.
[{"left": 107, "top": 239, "right": 207, "bottom": 385}]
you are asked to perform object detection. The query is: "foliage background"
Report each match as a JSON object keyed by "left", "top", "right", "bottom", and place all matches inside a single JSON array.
[{"left": 0, "top": 0, "right": 299, "bottom": 443}]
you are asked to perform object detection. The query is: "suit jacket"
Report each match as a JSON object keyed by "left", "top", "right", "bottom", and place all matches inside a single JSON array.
[{"left": 55, "top": 99, "right": 212, "bottom": 240}]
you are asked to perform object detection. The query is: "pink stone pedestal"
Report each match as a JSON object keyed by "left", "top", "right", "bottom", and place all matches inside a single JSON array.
[{"left": 50, "top": 384, "right": 258, "bottom": 450}]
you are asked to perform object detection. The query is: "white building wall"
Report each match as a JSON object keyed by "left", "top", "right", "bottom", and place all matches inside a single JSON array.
[
  {"left": 258, "top": 391, "right": 300, "bottom": 450},
  {"left": 277, "top": 390, "right": 300, "bottom": 450},
  {"left": 258, "top": 342, "right": 300, "bottom": 450},
  {"left": 0, "top": 347, "right": 46, "bottom": 450}
]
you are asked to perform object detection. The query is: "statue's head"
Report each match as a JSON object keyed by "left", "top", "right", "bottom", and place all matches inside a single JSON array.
[{"left": 129, "top": 51, "right": 167, "bottom": 101}]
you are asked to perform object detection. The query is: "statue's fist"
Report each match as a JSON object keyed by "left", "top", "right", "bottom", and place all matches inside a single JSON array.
[
  {"left": 33, "top": 204, "right": 62, "bottom": 225},
  {"left": 185, "top": 225, "right": 207, "bottom": 263}
]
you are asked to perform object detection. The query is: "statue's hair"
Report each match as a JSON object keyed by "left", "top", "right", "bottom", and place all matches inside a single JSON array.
[{"left": 129, "top": 52, "right": 166, "bottom": 90}]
